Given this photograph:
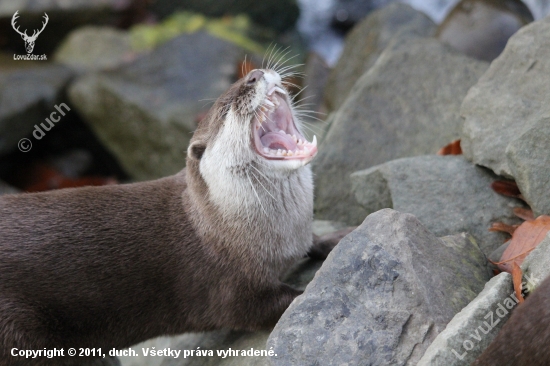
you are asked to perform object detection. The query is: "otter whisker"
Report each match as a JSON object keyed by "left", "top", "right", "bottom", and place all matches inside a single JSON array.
[
  {"left": 268, "top": 46, "right": 291, "bottom": 71},
  {"left": 249, "top": 164, "right": 281, "bottom": 193},
  {"left": 249, "top": 169, "right": 276, "bottom": 201},
  {"left": 245, "top": 170, "right": 268, "bottom": 217}
]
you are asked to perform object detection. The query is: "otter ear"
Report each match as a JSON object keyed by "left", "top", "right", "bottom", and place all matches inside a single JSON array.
[{"left": 188, "top": 141, "right": 206, "bottom": 161}]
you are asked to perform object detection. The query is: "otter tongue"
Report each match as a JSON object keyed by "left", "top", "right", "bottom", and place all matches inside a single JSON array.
[{"left": 260, "top": 131, "right": 297, "bottom": 151}]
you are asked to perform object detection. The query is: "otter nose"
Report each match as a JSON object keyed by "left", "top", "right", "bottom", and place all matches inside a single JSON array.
[{"left": 247, "top": 70, "right": 264, "bottom": 85}]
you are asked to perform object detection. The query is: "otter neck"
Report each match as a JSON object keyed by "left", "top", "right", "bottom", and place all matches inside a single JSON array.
[{"left": 185, "top": 158, "right": 314, "bottom": 279}]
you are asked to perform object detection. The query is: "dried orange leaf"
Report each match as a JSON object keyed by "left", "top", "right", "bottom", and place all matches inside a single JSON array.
[
  {"left": 513, "top": 207, "right": 535, "bottom": 222},
  {"left": 497, "top": 215, "right": 550, "bottom": 273},
  {"left": 437, "top": 139, "right": 462, "bottom": 155},
  {"left": 489, "top": 222, "right": 518, "bottom": 235},
  {"left": 511, "top": 262, "right": 524, "bottom": 303}
]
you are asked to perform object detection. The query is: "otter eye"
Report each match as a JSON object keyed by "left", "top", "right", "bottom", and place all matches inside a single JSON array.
[
  {"left": 247, "top": 70, "right": 264, "bottom": 85},
  {"left": 188, "top": 141, "right": 206, "bottom": 161}
]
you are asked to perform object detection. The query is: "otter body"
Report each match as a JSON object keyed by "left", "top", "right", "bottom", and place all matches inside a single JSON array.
[{"left": 0, "top": 68, "right": 319, "bottom": 365}]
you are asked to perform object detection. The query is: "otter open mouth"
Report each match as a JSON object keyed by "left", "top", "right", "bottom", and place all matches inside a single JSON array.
[{"left": 252, "top": 87, "right": 317, "bottom": 161}]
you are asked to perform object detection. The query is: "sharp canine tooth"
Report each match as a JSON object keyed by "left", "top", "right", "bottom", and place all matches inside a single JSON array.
[
  {"left": 275, "top": 87, "right": 287, "bottom": 95},
  {"left": 312, "top": 135, "right": 317, "bottom": 147},
  {"left": 264, "top": 99, "right": 275, "bottom": 107}
]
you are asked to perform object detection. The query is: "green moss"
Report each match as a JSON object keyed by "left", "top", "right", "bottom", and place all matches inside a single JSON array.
[{"left": 130, "top": 12, "right": 264, "bottom": 54}]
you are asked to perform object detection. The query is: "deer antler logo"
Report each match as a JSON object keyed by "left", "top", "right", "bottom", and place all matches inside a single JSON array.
[{"left": 11, "top": 11, "right": 49, "bottom": 54}]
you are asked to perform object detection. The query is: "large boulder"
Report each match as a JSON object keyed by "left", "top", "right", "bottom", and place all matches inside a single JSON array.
[
  {"left": 350, "top": 155, "right": 524, "bottom": 254},
  {"left": 324, "top": 3, "right": 436, "bottom": 111},
  {"left": 268, "top": 209, "right": 491, "bottom": 366},
  {"left": 69, "top": 31, "right": 246, "bottom": 181},
  {"left": 436, "top": 0, "right": 533, "bottom": 62},
  {"left": 313, "top": 37, "right": 488, "bottom": 225},
  {"left": 0, "top": 65, "right": 73, "bottom": 156},
  {"left": 506, "top": 118, "right": 550, "bottom": 216},
  {"left": 461, "top": 16, "right": 550, "bottom": 215},
  {"left": 54, "top": 26, "right": 136, "bottom": 73}
]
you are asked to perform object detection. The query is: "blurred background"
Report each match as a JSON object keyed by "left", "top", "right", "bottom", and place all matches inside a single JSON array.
[{"left": 0, "top": 0, "right": 548, "bottom": 193}]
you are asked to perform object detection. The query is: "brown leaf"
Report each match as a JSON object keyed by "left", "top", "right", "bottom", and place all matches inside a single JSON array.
[
  {"left": 437, "top": 139, "right": 462, "bottom": 155},
  {"left": 489, "top": 222, "right": 518, "bottom": 236},
  {"left": 491, "top": 180, "right": 525, "bottom": 201},
  {"left": 513, "top": 207, "right": 535, "bottom": 221},
  {"left": 511, "top": 262, "right": 524, "bottom": 303},
  {"left": 495, "top": 215, "right": 550, "bottom": 273}
]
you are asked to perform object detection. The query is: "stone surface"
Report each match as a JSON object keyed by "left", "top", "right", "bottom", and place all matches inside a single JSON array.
[
  {"left": 0, "top": 65, "right": 73, "bottom": 155},
  {"left": 313, "top": 37, "right": 488, "bottom": 225},
  {"left": 54, "top": 26, "right": 137, "bottom": 72},
  {"left": 437, "top": 0, "right": 533, "bottom": 62},
  {"left": 324, "top": 3, "right": 436, "bottom": 111},
  {"left": 350, "top": 155, "right": 524, "bottom": 254},
  {"left": 506, "top": 117, "right": 550, "bottom": 217},
  {"left": 268, "top": 209, "right": 491, "bottom": 366},
  {"left": 461, "top": 16, "right": 550, "bottom": 179},
  {"left": 69, "top": 31, "right": 246, "bottom": 180},
  {"left": 417, "top": 272, "right": 514, "bottom": 366},
  {"left": 521, "top": 232, "right": 550, "bottom": 293}
]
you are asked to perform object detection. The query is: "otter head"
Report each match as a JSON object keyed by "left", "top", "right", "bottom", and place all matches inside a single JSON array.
[
  {"left": 186, "top": 68, "right": 316, "bottom": 218},
  {"left": 188, "top": 68, "right": 317, "bottom": 169}
]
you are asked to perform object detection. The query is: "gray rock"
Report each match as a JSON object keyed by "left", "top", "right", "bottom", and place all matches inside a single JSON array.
[
  {"left": 417, "top": 272, "right": 515, "bottom": 366},
  {"left": 301, "top": 52, "right": 330, "bottom": 117},
  {"left": 461, "top": 16, "right": 550, "bottom": 179},
  {"left": 324, "top": 3, "right": 436, "bottom": 111},
  {"left": 436, "top": 0, "right": 533, "bottom": 62},
  {"left": 350, "top": 155, "right": 524, "bottom": 254},
  {"left": 521, "top": 232, "right": 550, "bottom": 293},
  {"left": 69, "top": 31, "right": 246, "bottom": 180},
  {"left": 0, "top": 65, "right": 73, "bottom": 155},
  {"left": 506, "top": 117, "right": 550, "bottom": 217},
  {"left": 54, "top": 26, "right": 137, "bottom": 73},
  {"left": 313, "top": 37, "right": 488, "bottom": 224},
  {"left": 0, "top": 181, "right": 19, "bottom": 195},
  {"left": 268, "top": 209, "right": 491, "bottom": 366}
]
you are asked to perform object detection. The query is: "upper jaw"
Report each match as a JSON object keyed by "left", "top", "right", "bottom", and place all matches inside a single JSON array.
[{"left": 251, "top": 78, "right": 317, "bottom": 164}]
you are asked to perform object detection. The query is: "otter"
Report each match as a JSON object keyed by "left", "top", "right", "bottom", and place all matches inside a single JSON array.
[
  {"left": 0, "top": 68, "right": 336, "bottom": 365},
  {"left": 472, "top": 274, "right": 550, "bottom": 366}
]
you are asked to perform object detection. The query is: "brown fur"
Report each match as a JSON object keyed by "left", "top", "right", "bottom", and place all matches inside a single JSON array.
[
  {"left": 472, "top": 275, "right": 550, "bottom": 366},
  {"left": 0, "top": 71, "right": 322, "bottom": 365}
]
